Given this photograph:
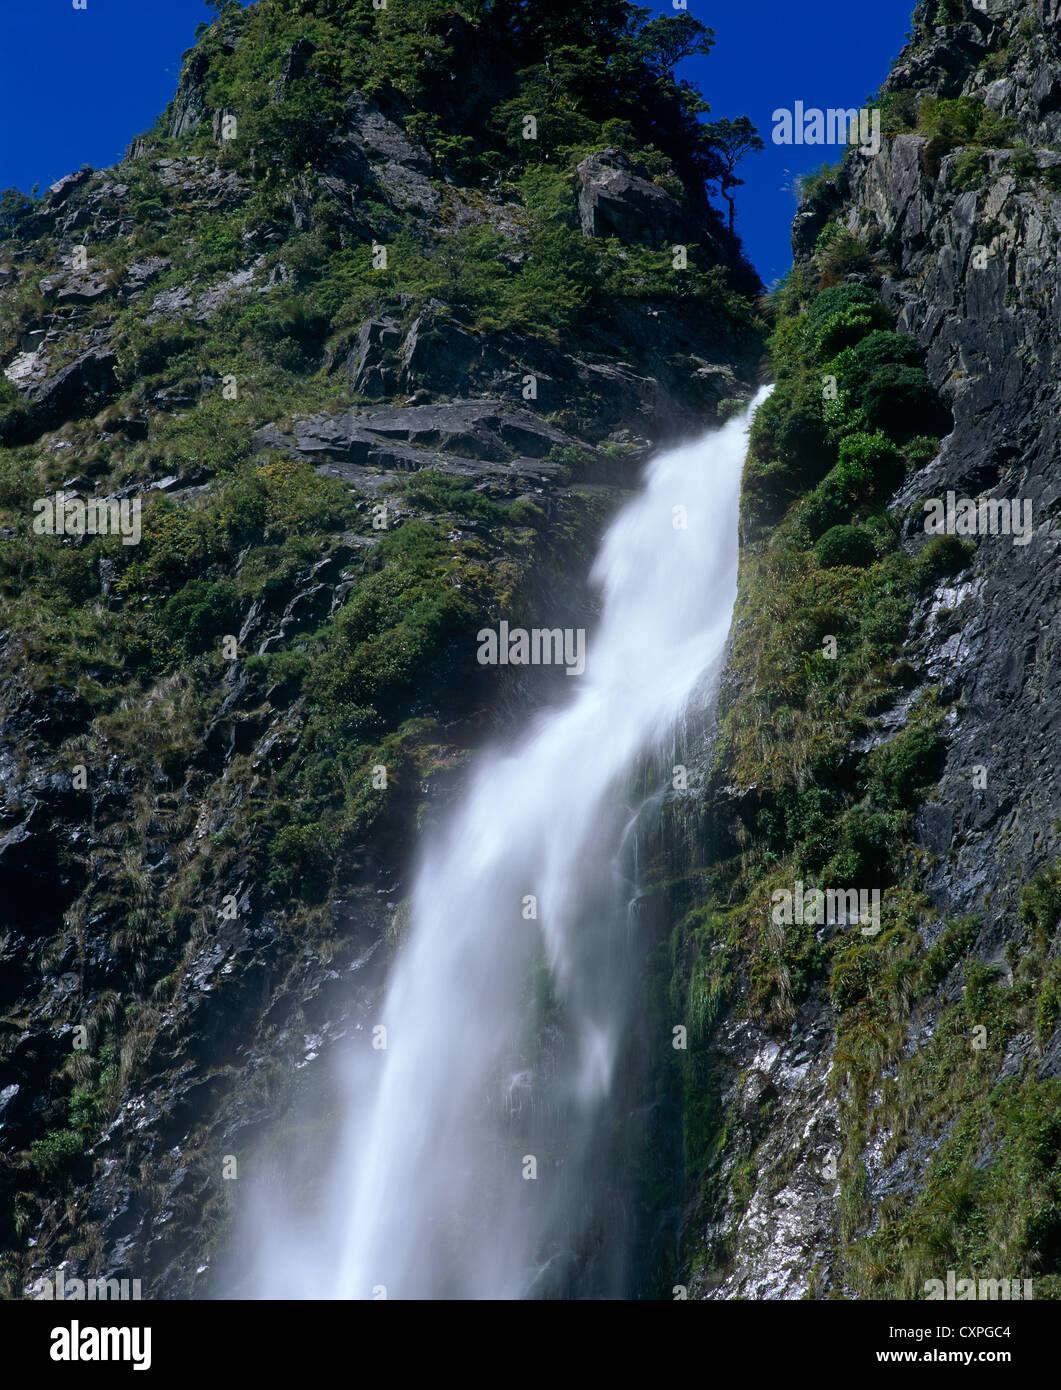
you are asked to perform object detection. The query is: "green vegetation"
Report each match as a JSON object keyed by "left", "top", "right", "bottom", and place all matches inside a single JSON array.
[
  {"left": 0, "top": 0, "right": 768, "bottom": 1287},
  {"left": 661, "top": 204, "right": 1061, "bottom": 1298},
  {"left": 666, "top": 130, "right": 1061, "bottom": 1292}
]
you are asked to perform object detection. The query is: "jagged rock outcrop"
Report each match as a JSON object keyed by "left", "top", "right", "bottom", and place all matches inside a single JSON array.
[
  {"left": 576, "top": 148, "right": 693, "bottom": 248},
  {"left": 171, "top": 52, "right": 210, "bottom": 139}
]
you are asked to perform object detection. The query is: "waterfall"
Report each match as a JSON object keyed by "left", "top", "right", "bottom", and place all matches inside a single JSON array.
[{"left": 245, "top": 387, "right": 769, "bottom": 1300}]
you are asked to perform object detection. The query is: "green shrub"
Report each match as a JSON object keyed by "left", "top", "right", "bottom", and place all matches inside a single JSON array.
[
  {"left": 813, "top": 302, "right": 893, "bottom": 358},
  {"left": 398, "top": 471, "right": 508, "bottom": 526},
  {"left": 815, "top": 524, "right": 877, "bottom": 569},
  {"left": 1034, "top": 962, "right": 1061, "bottom": 1045},
  {"left": 28, "top": 1127, "right": 84, "bottom": 1174},
  {"left": 867, "top": 725, "right": 946, "bottom": 810},
  {"left": 836, "top": 431, "right": 905, "bottom": 495},
  {"left": 976, "top": 109, "right": 1017, "bottom": 146},
  {"left": 805, "top": 280, "right": 890, "bottom": 333},
  {"left": 798, "top": 435, "right": 901, "bottom": 542},
  {"left": 904, "top": 435, "right": 940, "bottom": 469},
  {"left": 0, "top": 450, "right": 35, "bottom": 509},
  {"left": 1008, "top": 146, "right": 1038, "bottom": 178},
  {"left": 878, "top": 89, "right": 919, "bottom": 136},
  {"left": 822, "top": 807, "right": 896, "bottom": 884},
  {"left": 831, "top": 936, "right": 886, "bottom": 1012},
  {"left": 950, "top": 149, "right": 989, "bottom": 192},
  {"left": 913, "top": 534, "right": 974, "bottom": 589},
  {"left": 799, "top": 162, "right": 842, "bottom": 206},
  {"left": 161, "top": 578, "right": 240, "bottom": 654},
  {"left": 924, "top": 915, "right": 980, "bottom": 985},
  {"left": 818, "top": 230, "right": 873, "bottom": 281},
  {"left": 933, "top": 0, "right": 963, "bottom": 25},
  {"left": 918, "top": 95, "right": 985, "bottom": 145},
  {"left": 831, "top": 330, "right": 925, "bottom": 405},
  {"left": 917, "top": 96, "right": 1016, "bottom": 180},
  {"left": 743, "top": 458, "right": 800, "bottom": 531},
  {"left": 800, "top": 471, "right": 856, "bottom": 540},
  {"left": 862, "top": 364, "right": 949, "bottom": 439},
  {"left": 1020, "top": 861, "right": 1061, "bottom": 943},
  {"left": 748, "top": 377, "right": 832, "bottom": 488},
  {"left": 269, "top": 821, "right": 328, "bottom": 891},
  {"left": 306, "top": 524, "right": 477, "bottom": 716}
]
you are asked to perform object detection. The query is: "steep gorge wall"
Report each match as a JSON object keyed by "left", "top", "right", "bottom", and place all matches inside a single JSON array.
[{"left": 671, "top": 0, "right": 1061, "bottom": 1300}]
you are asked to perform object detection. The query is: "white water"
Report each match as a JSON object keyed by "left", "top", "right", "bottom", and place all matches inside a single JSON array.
[{"left": 247, "top": 388, "right": 768, "bottom": 1300}]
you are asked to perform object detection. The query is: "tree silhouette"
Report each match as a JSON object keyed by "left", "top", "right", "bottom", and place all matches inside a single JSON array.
[{"left": 702, "top": 116, "right": 763, "bottom": 232}]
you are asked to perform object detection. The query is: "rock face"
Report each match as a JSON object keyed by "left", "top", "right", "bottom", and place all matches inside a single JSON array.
[
  {"left": 847, "top": 134, "right": 1061, "bottom": 933},
  {"left": 253, "top": 399, "right": 573, "bottom": 468},
  {"left": 0, "top": 0, "right": 763, "bottom": 1301},
  {"left": 576, "top": 148, "right": 692, "bottom": 247},
  {"left": 22, "top": 347, "right": 118, "bottom": 432},
  {"left": 171, "top": 51, "right": 210, "bottom": 139},
  {"left": 674, "top": 0, "right": 1061, "bottom": 1301},
  {"left": 344, "top": 91, "right": 440, "bottom": 220}
]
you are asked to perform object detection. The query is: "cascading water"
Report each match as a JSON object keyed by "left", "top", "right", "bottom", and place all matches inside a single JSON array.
[{"left": 246, "top": 387, "right": 770, "bottom": 1300}]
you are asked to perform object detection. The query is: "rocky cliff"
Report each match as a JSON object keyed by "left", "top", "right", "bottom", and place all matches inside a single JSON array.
[
  {"left": 669, "top": 0, "right": 1061, "bottom": 1300},
  {"left": 0, "top": 0, "right": 761, "bottom": 1297}
]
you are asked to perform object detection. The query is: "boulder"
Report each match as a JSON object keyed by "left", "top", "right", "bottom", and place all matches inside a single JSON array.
[
  {"left": 346, "top": 315, "right": 403, "bottom": 395},
  {"left": 45, "top": 168, "right": 91, "bottom": 207},
  {"left": 39, "top": 271, "right": 112, "bottom": 305},
  {"left": 575, "top": 148, "right": 689, "bottom": 248},
  {"left": 122, "top": 255, "right": 171, "bottom": 300},
  {"left": 397, "top": 308, "right": 515, "bottom": 396},
  {"left": 25, "top": 347, "right": 118, "bottom": 428}
]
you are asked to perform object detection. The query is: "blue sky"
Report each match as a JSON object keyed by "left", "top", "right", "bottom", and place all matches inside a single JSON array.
[
  {"left": 679, "top": 1, "right": 914, "bottom": 286},
  {"left": 0, "top": 0, "right": 913, "bottom": 286}
]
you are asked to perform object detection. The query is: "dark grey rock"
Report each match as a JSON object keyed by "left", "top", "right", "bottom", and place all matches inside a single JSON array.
[
  {"left": 274, "top": 37, "right": 316, "bottom": 103},
  {"left": 24, "top": 347, "right": 117, "bottom": 427},
  {"left": 46, "top": 168, "right": 91, "bottom": 207},
  {"left": 39, "top": 271, "right": 112, "bottom": 305},
  {"left": 344, "top": 91, "right": 439, "bottom": 218},
  {"left": 171, "top": 50, "right": 209, "bottom": 138},
  {"left": 122, "top": 255, "right": 171, "bottom": 300},
  {"left": 575, "top": 148, "right": 690, "bottom": 248},
  {"left": 254, "top": 399, "right": 571, "bottom": 468},
  {"left": 346, "top": 315, "right": 403, "bottom": 395}
]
